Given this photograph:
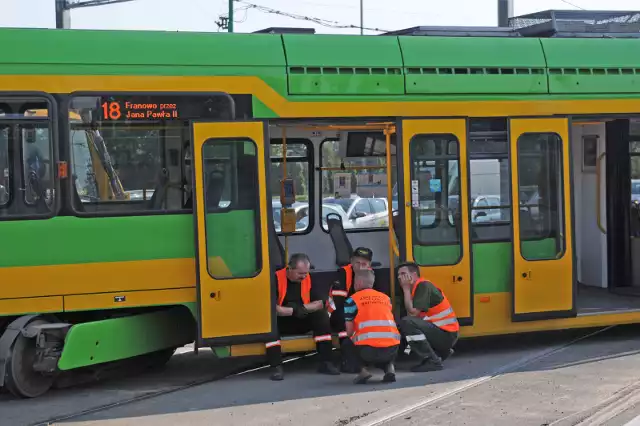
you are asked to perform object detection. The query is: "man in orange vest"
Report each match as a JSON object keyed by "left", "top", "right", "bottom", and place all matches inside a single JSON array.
[
  {"left": 265, "top": 253, "right": 340, "bottom": 381},
  {"left": 329, "top": 247, "right": 374, "bottom": 373},
  {"left": 345, "top": 268, "right": 401, "bottom": 384},
  {"left": 397, "top": 262, "right": 459, "bottom": 372}
]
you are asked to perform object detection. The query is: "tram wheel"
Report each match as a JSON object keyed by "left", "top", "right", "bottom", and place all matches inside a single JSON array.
[{"left": 4, "top": 319, "right": 55, "bottom": 398}]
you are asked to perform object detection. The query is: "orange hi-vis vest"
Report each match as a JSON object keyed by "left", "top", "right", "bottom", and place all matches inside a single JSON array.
[
  {"left": 352, "top": 289, "right": 401, "bottom": 347},
  {"left": 411, "top": 278, "right": 460, "bottom": 333},
  {"left": 327, "top": 264, "right": 353, "bottom": 314},
  {"left": 276, "top": 268, "right": 311, "bottom": 306}
]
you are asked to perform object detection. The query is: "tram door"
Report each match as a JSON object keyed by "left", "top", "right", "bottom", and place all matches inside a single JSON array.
[
  {"left": 401, "top": 119, "right": 472, "bottom": 323},
  {"left": 509, "top": 118, "right": 575, "bottom": 321},
  {"left": 191, "top": 121, "right": 276, "bottom": 344}
]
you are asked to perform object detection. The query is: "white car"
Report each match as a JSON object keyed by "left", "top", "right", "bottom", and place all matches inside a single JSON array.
[
  {"left": 272, "top": 201, "right": 309, "bottom": 232},
  {"left": 322, "top": 196, "right": 389, "bottom": 230}
]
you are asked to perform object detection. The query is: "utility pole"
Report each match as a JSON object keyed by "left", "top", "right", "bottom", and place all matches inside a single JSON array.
[
  {"left": 55, "top": 0, "right": 136, "bottom": 29},
  {"left": 228, "top": 0, "right": 234, "bottom": 33},
  {"left": 497, "top": 0, "right": 514, "bottom": 27},
  {"left": 360, "top": 0, "right": 363, "bottom": 35},
  {"left": 55, "top": 0, "right": 71, "bottom": 29}
]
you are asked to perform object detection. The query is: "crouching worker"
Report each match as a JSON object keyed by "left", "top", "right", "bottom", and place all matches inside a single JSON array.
[
  {"left": 328, "top": 247, "right": 375, "bottom": 373},
  {"left": 344, "top": 268, "right": 401, "bottom": 384},
  {"left": 398, "top": 262, "right": 459, "bottom": 372},
  {"left": 266, "top": 253, "right": 340, "bottom": 381}
]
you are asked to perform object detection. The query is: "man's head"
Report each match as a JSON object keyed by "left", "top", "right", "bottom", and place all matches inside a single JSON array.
[
  {"left": 351, "top": 247, "right": 373, "bottom": 271},
  {"left": 286, "top": 253, "right": 311, "bottom": 282},
  {"left": 354, "top": 268, "right": 375, "bottom": 292},
  {"left": 397, "top": 262, "right": 420, "bottom": 284}
]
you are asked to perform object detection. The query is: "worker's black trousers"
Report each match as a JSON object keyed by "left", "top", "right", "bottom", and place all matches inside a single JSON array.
[
  {"left": 399, "top": 316, "right": 458, "bottom": 362},
  {"left": 346, "top": 341, "right": 399, "bottom": 371},
  {"left": 329, "top": 306, "right": 358, "bottom": 367},
  {"left": 266, "top": 309, "right": 333, "bottom": 367}
]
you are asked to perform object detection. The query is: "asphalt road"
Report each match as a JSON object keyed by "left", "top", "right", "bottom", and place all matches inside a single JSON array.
[{"left": 3, "top": 325, "right": 640, "bottom": 426}]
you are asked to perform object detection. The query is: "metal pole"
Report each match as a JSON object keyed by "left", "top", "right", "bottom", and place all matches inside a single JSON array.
[
  {"left": 55, "top": 0, "right": 71, "bottom": 29},
  {"left": 497, "top": 0, "right": 514, "bottom": 27},
  {"left": 360, "top": 0, "right": 364, "bottom": 35},
  {"left": 229, "top": 0, "right": 234, "bottom": 33}
]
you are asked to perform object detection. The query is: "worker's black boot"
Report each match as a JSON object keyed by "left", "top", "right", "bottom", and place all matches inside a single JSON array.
[
  {"left": 318, "top": 361, "right": 340, "bottom": 375},
  {"left": 270, "top": 365, "right": 284, "bottom": 381},
  {"left": 353, "top": 368, "right": 373, "bottom": 385},
  {"left": 382, "top": 363, "right": 396, "bottom": 383},
  {"left": 439, "top": 348, "right": 454, "bottom": 361},
  {"left": 410, "top": 357, "right": 443, "bottom": 373}
]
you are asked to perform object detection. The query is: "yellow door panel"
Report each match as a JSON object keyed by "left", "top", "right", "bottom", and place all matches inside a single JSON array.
[
  {"left": 192, "top": 121, "right": 275, "bottom": 342},
  {"left": 402, "top": 119, "right": 472, "bottom": 321},
  {"left": 510, "top": 118, "right": 575, "bottom": 318}
]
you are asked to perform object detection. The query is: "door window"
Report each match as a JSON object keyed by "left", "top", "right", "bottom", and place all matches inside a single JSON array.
[
  {"left": 517, "top": 133, "right": 565, "bottom": 260},
  {"left": 202, "top": 138, "right": 262, "bottom": 278},
  {"left": 410, "top": 134, "right": 462, "bottom": 266}
]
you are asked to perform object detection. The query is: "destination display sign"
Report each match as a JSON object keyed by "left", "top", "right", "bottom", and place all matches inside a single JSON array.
[
  {"left": 101, "top": 100, "right": 179, "bottom": 120},
  {"left": 92, "top": 94, "right": 233, "bottom": 122}
]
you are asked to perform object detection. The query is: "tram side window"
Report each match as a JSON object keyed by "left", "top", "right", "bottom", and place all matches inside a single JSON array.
[
  {"left": 410, "top": 134, "right": 461, "bottom": 266},
  {"left": 270, "top": 140, "right": 312, "bottom": 234},
  {"left": 0, "top": 100, "right": 55, "bottom": 217},
  {"left": 468, "top": 118, "right": 512, "bottom": 242},
  {"left": 517, "top": 133, "right": 565, "bottom": 260},
  {"left": 68, "top": 94, "right": 233, "bottom": 215},
  {"left": 320, "top": 136, "right": 397, "bottom": 232},
  {"left": 203, "top": 139, "right": 261, "bottom": 278}
]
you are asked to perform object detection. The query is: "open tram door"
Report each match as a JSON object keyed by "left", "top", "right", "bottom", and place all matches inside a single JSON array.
[
  {"left": 191, "top": 121, "right": 277, "bottom": 345},
  {"left": 509, "top": 118, "right": 576, "bottom": 321},
  {"left": 400, "top": 119, "right": 473, "bottom": 324}
]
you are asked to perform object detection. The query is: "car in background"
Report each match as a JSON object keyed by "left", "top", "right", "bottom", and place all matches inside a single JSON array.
[
  {"left": 272, "top": 200, "right": 309, "bottom": 232},
  {"left": 322, "top": 196, "right": 389, "bottom": 229}
]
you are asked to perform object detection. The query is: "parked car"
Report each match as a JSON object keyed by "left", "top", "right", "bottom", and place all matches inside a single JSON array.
[
  {"left": 272, "top": 200, "right": 309, "bottom": 232},
  {"left": 322, "top": 196, "right": 389, "bottom": 229}
]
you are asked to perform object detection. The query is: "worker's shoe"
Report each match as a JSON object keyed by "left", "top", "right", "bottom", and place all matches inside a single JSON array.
[
  {"left": 439, "top": 348, "right": 454, "bottom": 362},
  {"left": 410, "top": 358, "right": 444, "bottom": 373},
  {"left": 318, "top": 361, "right": 340, "bottom": 375},
  {"left": 353, "top": 368, "right": 373, "bottom": 385},
  {"left": 382, "top": 363, "right": 396, "bottom": 383},
  {"left": 269, "top": 365, "right": 284, "bottom": 381}
]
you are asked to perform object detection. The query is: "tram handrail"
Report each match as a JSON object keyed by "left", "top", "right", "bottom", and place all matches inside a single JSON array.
[{"left": 596, "top": 152, "right": 606, "bottom": 234}]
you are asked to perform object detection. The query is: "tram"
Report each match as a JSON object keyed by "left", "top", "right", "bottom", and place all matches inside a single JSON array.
[{"left": 2, "top": 10, "right": 640, "bottom": 398}]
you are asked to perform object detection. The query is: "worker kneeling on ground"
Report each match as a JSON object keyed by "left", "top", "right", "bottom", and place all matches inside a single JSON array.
[
  {"left": 398, "top": 262, "right": 459, "bottom": 372},
  {"left": 344, "top": 268, "right": 401, "bottom": 384},
  {"left": 265, "top": 253, "right": 340, "bottom": 381},
  {"left": 328, "top": 247, "right": 375, "bottom": 373}
]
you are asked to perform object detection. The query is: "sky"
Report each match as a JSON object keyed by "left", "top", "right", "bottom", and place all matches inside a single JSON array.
[{"left": 0, "top": 0, "right": 638, "bottom": 34}]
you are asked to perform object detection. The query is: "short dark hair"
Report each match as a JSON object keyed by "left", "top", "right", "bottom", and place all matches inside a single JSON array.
[
  {"left": 397, "top": 261, "right": 420, "bottom": 275},
  {"left": 288, "top": 253, "right": 311, "bottom": 269}
]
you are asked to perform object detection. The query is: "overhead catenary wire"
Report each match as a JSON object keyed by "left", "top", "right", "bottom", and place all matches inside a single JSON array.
[
  {"left": 232, "top": 0, "right": 389, "bottom": 33},
  {"left": 558, "top": 0, "right": 586, "bottom": 10}
]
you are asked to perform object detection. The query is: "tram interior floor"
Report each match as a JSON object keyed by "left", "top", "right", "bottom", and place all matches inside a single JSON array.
[{"left": 577, "top": 284, "right": 640, "bottom": 314}]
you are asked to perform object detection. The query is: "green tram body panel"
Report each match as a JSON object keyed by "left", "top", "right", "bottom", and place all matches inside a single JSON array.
[{"left": 0, "top": 27, "right": 639, "bottom": 370}]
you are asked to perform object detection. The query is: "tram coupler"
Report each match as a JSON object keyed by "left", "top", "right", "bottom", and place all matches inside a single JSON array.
[{"left": 23, "top": 323, "right": 72, "bottom": 374}]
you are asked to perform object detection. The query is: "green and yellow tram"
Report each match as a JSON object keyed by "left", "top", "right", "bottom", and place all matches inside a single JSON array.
[{"left": 2, "top": 10, "right": 640, "bottom": 398}]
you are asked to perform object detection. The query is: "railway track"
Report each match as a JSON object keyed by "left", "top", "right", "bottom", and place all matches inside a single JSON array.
[
  {"left": 25, "top": 325, "right": 628, "bottom": 426},
  {"left": 356, "top": 325, "right": 618, "bottom": 426},
  {"left": 31, "top": 352, "right": 316, "bottom": 426}
]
